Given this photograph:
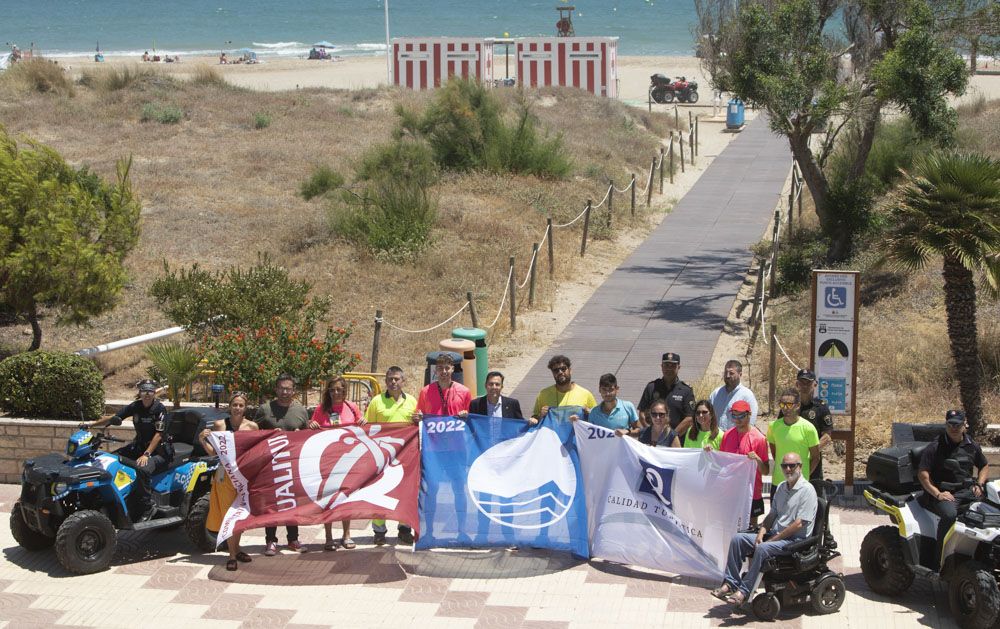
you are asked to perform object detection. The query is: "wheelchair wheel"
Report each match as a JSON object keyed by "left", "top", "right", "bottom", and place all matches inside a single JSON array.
[
  {"left": 811, "top": 575, "right": 846, "bottom": 614},
  {"left": 751, "top": 592, "right": 781, "bottom": 621}
]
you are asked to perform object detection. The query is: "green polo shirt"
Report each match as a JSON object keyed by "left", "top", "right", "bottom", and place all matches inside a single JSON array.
[
  {"left": 767, "top": 416, "right": 819, "bottom": 484},
  {"left": 684, "top": 428, "right": 723, "bottom": 451},
  {"left": 365, "top": 392, "right": 417, "bottom": 424}
]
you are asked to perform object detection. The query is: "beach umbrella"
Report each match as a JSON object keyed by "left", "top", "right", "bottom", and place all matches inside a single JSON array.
[{"left": 312, "top": 41, "right": 336, "bottom": 48}]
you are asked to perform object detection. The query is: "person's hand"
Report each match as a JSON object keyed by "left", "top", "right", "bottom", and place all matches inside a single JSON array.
[
  {"left": 755, "top": 529, "right": 765, "bottom": 545},
  {"left": 540, "top": 405, "right": 550, "bottom": 418},
  {"left": 412, "top": 410, "right": 423, "bottom": 423},
  {"left": 568, "top": 414, "right": 580, "bottom": 422},
  {"left": 199, "top": 428, "right": 211, "bottom": 442},
  {"left": 819, "top": 433, "right": 833, "bottom": 448},
  {"left": 307, "top": 420, "right": 321, "bottom": 430},
  {"left": 137, "top": 454, "right": 149, "bottom": 468},
  {"left": 357, "top": 417, "right": 367, "bottom": 426},
  {"left": 747, "top": 451, "right": 762, "bottom": 463},
  {"left": 938, "top": 491, "right": 956, "bottom": 502},
  {"left": 527, "top": 417, "right": 539, "bottom": 426},
  {"left": 456, "top": 410, "right": 469, "bottom": 419},
  {"left": 703, "top": 444, "right": 713, "bottom": 452},
  {"left": 973, "top": 484, "right": 984, "bottom": 498},
  {"left": 614, "top": 429, "right": 627, "bottom": 437}
]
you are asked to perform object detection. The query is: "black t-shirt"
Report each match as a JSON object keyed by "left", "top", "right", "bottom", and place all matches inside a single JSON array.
[
  {"left": 114, "top": 399, "right": 169, "bottom": 454},
  {"left": 637, "top": 378, "right": 695, "bottom": 430},
  {"left": 795, "top": 397, "right": 834, "bottom": 436},
  {"left": 919, "top": 433, "right": 989, "bottom": 486}
]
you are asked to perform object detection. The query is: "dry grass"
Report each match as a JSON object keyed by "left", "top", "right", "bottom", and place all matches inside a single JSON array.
[
  {"left": 0, "top": 78, "right": 677, "bottom": 397},
  {"left": 0, "top": 58, "right": 74, "bottom": 97},
  {"left": 955, "top": 97, "right": 1000, "bottom": 159}
]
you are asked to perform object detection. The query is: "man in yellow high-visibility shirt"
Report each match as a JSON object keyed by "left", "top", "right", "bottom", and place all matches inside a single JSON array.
[{"left": 531, "top": 355, "right": 597, "bottom": 423}]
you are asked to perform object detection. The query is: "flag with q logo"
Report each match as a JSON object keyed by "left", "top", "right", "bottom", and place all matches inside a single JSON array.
[
  {"left": 209, "top": 424, "right": 420, "bottom": 545},
  {"left": 416, "top": 409, "right": 589, "bottom": 558}
]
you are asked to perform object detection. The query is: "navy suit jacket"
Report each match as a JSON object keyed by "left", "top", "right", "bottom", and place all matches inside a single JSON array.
[{"left": 469, "top": 395, "right": 524, "bottom": 419}]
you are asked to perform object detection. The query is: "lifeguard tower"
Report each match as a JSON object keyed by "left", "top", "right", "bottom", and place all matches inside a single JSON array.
[{"left": 556, "top": 5, "right": 575, "bottom": 37}]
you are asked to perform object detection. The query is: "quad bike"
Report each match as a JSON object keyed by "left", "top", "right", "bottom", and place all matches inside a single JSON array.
[
  {"left": 863, "top": 441, "right": 1000, "bottom": 629},
  {"left": 649, "top": 74, "right": 700, "bottom": 104},
  {"left": 10, "top": 405, "right": 225, "bottom": 574}
]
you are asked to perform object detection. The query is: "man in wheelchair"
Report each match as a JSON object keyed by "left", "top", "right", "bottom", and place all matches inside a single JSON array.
[{"left": 713, "top": 452, "right": 817, "bottom": 606}]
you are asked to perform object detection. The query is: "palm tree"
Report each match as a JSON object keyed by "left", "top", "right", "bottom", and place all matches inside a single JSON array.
[
  {"left": 145, "top": 341, "right": 201, "bottom": 409},
  {"left": 885, "top": 152, "right": 1000, "bottom": 435}
]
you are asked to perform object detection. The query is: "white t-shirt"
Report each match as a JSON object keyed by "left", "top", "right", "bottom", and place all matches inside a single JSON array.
[{"left": 710, "top": 383, "right": 759, "bottom": 431}]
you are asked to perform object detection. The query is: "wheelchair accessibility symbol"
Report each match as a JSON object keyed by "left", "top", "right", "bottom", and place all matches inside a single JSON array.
[{"left": 824, "top": 287, "right": 847, "bottom": 309}]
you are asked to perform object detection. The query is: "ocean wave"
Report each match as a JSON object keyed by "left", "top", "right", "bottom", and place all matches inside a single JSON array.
[
  {"left": 354, "top": 43, "right": 388, "bottom": 51},
  {"left": 251, "top": 41, "right": 305, "bottom": 49}
]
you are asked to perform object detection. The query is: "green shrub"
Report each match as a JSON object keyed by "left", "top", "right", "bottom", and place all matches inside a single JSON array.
[
  {"left": 331, "top": 176, "right": 437, "bottom": 260},
  {"left": 144, "top": 342, "right": 200, "bottom": 408},
  {"left": 299, "top": 166, "right": 345, "bottom": 200},
  {"left": 0, "top": 351, "right": 104, "bottom": 420},
  {"left": 141, "top": 102, "right": 183, "bottom": 124},
  {"left": 253, "top": 112, "right": 272, "bottom": 129},
  {"left": 356, "top": 138, "right": 438, "bottom": 187},
  {"left": 776, "top": 228, "right": 828, "bottom": 294},
  {"left": 191, "top": 65, "right": 226, "bottom": 87},
  {"left": 80, "top": 64, "right": 161, "bottom": 92},
  {"left": 0, "top": 58, "right": 74, "bottom": 96}
]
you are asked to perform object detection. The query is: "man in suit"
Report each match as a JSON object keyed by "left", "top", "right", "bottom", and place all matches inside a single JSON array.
[{"left": 469, "top": 371, "right": 530, "bottom": 422}]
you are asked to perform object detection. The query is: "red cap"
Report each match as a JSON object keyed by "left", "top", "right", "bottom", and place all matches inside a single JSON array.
[{"left": 730, "top": 400, "right": 752, "bottom": 413}]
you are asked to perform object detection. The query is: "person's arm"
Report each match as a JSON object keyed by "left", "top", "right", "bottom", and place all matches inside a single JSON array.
[
  {"left": 817, "top": 406, "right": 834, "bottom": 448},
  {"left": 747, "top": 449, "right": 769, "bottom": 474},
  {"left": 509, "top": 398, "right": 524, "bottom": 420},
  {"left": 455, "top": 389, "right": 471, "bottom": 418},
  {"left": 138, "top": 431, "right": 163, "bottom": 468},
  {"left": 918, "top": 469, "right": 954, "bottom": 502},
  {"left": 673, "top": 393, "right": 695, "bottom": 437},
  {"left": 768, "top": 519, "right": 805, "bottom": 542},
  {"left": 670, "top": 434, "right": 681, "bottom": 448},
  {"left": 749, "top": 392, "right": 759, "bottom": 425},
  {"left": 308, "top": 406, "right": 325, "bottom": 430},
  {"left": 199, "top": 419, "right": 228, "bottom": 455},
  {"left": 808, "top": 445, "right": 821, "bottom": 475}
]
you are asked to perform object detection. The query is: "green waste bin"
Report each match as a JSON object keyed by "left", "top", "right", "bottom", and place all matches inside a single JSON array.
[{"left": 452, "top": 327, "right": 488, "bottom": 396}]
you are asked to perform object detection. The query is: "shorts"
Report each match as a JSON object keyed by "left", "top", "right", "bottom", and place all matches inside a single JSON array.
[{"left": 751, "top": 498, "right": 765, "bottom": 518}]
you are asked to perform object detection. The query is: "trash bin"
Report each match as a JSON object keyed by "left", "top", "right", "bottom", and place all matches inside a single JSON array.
[
  {"left": 424, "top": 351, "right": 464, "bottom": 386},
  {"left": 452, "top": 327, "right": 488, "bottom": 396},
  {"left": 439, "top": 338, "right": 477, "bottom": 397},
  {"left": 726, "top": 98, "right": 745, "bottom": 129}
]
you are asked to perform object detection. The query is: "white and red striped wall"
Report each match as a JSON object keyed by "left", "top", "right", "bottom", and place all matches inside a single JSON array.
[
  {"left": 516, "top": 37, "right": 618, "bottom": 98},
  {"left": 392, "top": 38, "right": 494, "bottom": 91}
]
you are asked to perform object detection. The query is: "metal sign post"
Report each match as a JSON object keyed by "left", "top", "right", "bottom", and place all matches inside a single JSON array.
[{"left": 810, "top": 270, "right": 860, "bottom": 488}]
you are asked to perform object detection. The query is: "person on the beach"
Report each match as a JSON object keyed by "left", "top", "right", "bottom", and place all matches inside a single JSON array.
[
  {"left": 637, "top": 352, "right": 695, "bottom": 439},
  {"left": 413, "top": 353, "right": 471, "bottom": 420},
  {"left": 309, "top": 375, "right": 365, "bottom": 551},
  {"left": 469, "top": 371, "right": 525, "bottom": 420},
  {"left": 198, "top": 391, "right": 257, "bottom": 571},
  {"left": 709, "top": 360, "right": 758, "bottom": 431},
  {"left": 767, "top": 389, "right": 820, "bottom": 486},
  {"left": 531, "top": 355, "right": 597, "bottom": 423},
  {"left": 720, "top": 399, "right": 769, "bottom": 527},
  {"left": 684, "top": 400, "right": 722, "bottom": 450},
  {"left": 635, "top": 400, "right": 681, "bottom": 448},
  {"left": 586, "top": 373, "right": 639, "bottom": 435},
  {"left": 219, "top": 52, "right": 227, "bottom": 64},
  {"left": 781, "top": 369, "right": 833, "bottom": 481},
  {"left": 142, "top": 51, "right": 150, "bottom": 62}
]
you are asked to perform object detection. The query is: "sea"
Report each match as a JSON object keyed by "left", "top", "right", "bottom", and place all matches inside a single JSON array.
[{"left": 3, "top": 0, "right": 700, "bottom": 60}]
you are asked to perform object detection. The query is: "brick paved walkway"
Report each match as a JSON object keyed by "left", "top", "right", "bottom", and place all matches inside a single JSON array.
[
  {"left": 0, "top": 484, "right": 956, "bottom": 628},
  {"left": 512, "top": 116, "right": 792, "bottom": 404}
]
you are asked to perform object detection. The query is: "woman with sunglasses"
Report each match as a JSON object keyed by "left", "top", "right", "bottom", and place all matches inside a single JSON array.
[
  {"left": 636, "top": 400, "right": 681, "bottom": 448},
  {"left": 309, "top": 375, "right": 365, "bottom": 551},
  {"left": 684, "top": 400, "right": 722, "bottom": 451},
  {"left": 199, "top": 392, "right": 258, "bottom": 571}
]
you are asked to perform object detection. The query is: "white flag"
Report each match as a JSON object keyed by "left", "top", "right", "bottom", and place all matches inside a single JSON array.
[{"left": 574, "top": 421, "right": 755, "bottom": 581}]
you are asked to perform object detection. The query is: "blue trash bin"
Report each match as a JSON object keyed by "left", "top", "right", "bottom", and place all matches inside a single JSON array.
[
  {"left": 726, "top": 98, "right": 745, "bottom": 129},
  {"left": 424, "top": 351, "right": 464, "bottom": 386}
]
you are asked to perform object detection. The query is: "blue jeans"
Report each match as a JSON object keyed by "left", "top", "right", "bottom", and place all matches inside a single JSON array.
[{"left": 723, "top": 532, "right": 794, "bottom": 596}]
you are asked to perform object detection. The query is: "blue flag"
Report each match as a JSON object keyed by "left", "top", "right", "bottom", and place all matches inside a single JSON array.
[{"left": 416, "top": 408, "right": 589, "bottom": 557}]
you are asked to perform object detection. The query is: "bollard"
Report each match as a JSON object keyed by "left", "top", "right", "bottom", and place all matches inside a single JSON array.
[
  {"left": 508, "top": 256, "right": 517, "bottom": 331},
  {"left": 371, "top": 309, "right": 382, "bottom": 373},
  {"left": 669, "top": 136, "right": 675, "bottom": 183},
  {"left": 695, "top": 117, "right": 699, "bottom": 156},
  {"left": 659, "top": 147, "right": 665, "bottom": 193},
  {"left": 630, "top": 173, "right": 636, "bottom": 216},
  {"left": 674, "top": 105, "right": 679, "bottom": 129},
  {"left": 581, "top": 201, "right": 592, "bottom": 257},
  {"left": 529, "top": 242, "right": 539, "bottom": 306},
  {"left": 467, "top": 291, "right": 479, "bottom": 328},
  {"left": 547, "top": 218, "right": 554, "bottom": 280},
  {"left": 679, "top": 133, "right": 685, "bottom": 173},
  {"left": 787, "top": 188, "right": 795, "bottom": 238},
  {"left": 690, "top": 129, "right": 695, "bottom": 166},
  {"left": 607, "top": 181, "right": 614, "bottom": 229}
]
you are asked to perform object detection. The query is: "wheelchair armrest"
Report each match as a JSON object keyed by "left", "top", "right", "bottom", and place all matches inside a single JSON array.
[{"left": 784, "top": 534, "right": 820, "bottom": 553}]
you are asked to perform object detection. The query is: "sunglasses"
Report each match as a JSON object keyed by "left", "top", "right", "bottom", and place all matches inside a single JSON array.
[
  {"left": 780, "top": 463, "right": 802, "bottom": 470},
  {"left": 551, "top": 366, "right": 569, "bottom": 373},
  {"left": 649, "top": 412, "right": 667, "bottom": 418},
  {"left": 778, "top": 401, "right": 798, "bottom": 410},
  {"left": 731, "top": 412, "right": 750, "bottom": 419},
  {"left": 695, "top": 410, "right": 711, "bottom": 416}
]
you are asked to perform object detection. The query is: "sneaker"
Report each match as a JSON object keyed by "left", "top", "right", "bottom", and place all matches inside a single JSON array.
[
  {"left": 287, "top": 540, "right": 306, "bottom": 553},
  {"left": 139, "top": 505, "right": 157, "bottom": 522},
  {"left": 397, "top": 528, "right": 414, "bottom": 545},
  {"left": 373, "top": 532, "right": 387, "bottom": 546},
  {"left": 264, "top": 541, "right": 278, "bottom": 556}
]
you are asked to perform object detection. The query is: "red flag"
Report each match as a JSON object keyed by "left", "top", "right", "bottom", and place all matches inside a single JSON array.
[{"left": 209, "top": 424, "right": 420, "bottom": 544}]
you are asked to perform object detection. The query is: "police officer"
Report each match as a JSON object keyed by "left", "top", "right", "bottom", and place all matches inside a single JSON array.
[
  {"left": 917, "top": 410, "right": 990, "bottom": 562},
  {"left": 780, "top": 369, "right": 833, "bottom": 481},
  {"left": 637, "top": 352, "right": 695, "bottom": 439},
  {"left": 88, "top": 379, "right": 173, "bottom": 521}
]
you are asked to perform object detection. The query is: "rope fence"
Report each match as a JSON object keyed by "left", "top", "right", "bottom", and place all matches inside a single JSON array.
[{"left": 369, "top": 133, "right": 700, "bottom": 371}]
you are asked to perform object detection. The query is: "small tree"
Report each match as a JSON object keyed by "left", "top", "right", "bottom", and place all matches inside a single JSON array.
[
  {"left": 145, "top": 341, "right": 200, "bottom": 408},
  {"left": 884, "top": 152, "right": 1000, "bottom": 435},
  {"left": 0, "top": 126, "right": 141, "bottom": 350}
]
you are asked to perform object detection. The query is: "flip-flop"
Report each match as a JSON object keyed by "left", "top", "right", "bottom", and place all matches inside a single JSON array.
[
  {"left": 340, "top": 537, "right": 356, "bottom": 549},
  {"left": 235, "top": 551, "right": 252, "bottom": 563},
  {"left": 725, "top": 593, "right": 747, "bottom": 608},
  {"left": 226, "top": 559, "right": 238, "bottom": 572},
  {"left": 711, "top": 586, "right": 732, "bottom": 601},
  {"left": 324, "top": 540, "right": 337, "bottom": 551}
]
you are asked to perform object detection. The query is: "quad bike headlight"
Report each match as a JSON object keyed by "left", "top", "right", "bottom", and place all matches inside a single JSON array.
[{"left": 51, "top": 482, "right": 68, "bottom": 495}]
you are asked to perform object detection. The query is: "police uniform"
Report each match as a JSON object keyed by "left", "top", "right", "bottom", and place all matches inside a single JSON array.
[
  {"left": 638, "top": 377, "right": 696, "bottom": 431},
  {"left": 780, "top": 397, "right": 832, "bottom": 480},
  {"left": 113, "top": 398, "right": 172, "bottom": 514},
  {"left": 918, "top": 422, "right": 988, "bottom": 550}
]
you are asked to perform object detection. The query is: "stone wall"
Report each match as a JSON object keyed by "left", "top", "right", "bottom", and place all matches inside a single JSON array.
[{"left": 0, "top": 418, "right": 135, "bottom": 484}]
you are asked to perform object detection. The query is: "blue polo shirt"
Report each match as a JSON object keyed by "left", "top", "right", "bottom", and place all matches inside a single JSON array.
[{"left": 587, "top": 399, "right": 639, "bottom": 431}]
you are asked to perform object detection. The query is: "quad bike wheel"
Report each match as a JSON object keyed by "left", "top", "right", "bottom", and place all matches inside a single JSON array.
[
  {"left": 860, "top": 525, "right": 915, "bottom": 595},
  {"left": 185, "top": 492, "right": 219, "bottom": 553},
  {"left": 811, "top": 575, "right": 846, "bottom": 614},
  {"left": 55, "top": 510, "right": 116, "bottom": 574},
  {"left": 948, "top": 560, "right": 1000, "bottom": 629},
  {"left": 751, "top": 592, "right": 781, "bottom": 621},
  {"left": 10, "top": 501, "right": 54, "bottom": 551},
  {"left": 686, "top": 90, "right": 699, "bottom": 104}
]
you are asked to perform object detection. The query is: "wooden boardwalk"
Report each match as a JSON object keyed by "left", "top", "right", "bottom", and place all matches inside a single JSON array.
[{"left": 512, "top": 116, "right": 791, "bottom": 404}]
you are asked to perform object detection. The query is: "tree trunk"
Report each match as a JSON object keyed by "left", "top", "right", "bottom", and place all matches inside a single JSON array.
[
  {"left": 847, "top": 105, "right": 881, "bottom": 183},
  {"left": 970, "top": 38, "right": 979, "bottom": 75},
  {"left": 941, "top": 255, "right": 984, "bottom": 435},
  {"left": 27, "top": 308, "right": 42, "bottom": 351},
  {"left": 787, "top": 131, "right": 853, "bottom": 258}
]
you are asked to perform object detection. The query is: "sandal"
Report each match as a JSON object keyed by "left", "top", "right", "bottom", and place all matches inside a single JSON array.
[
  {"left": 226, "top": 559, "right": 238, "bottom": 572},
  {"left": 725, "top": 592, "right": 747, "bottom": 607},
  {"left": 324, "top": 539, "right": 337, "bottom": 551},
  {"left": 340, "top": 537, "right": 356, "bottom": 550},
  {"left": 235, "top": 551, "right": 252, "bottom": 563},
  {"left": 710, "top": 585, "right": 733, "bottom": 601}
]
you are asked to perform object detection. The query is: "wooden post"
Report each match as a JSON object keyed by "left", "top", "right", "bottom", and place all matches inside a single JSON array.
[
  {"left": 689, "top": 129, "right": 695, "bottom": 166},
  {"left": 797, "top": 173, "right": 803, "bottom": 218},
  {"left": 688, "top": 110, "right": 693, "bottom": 133},
  {"left": 787, "top": 188, "right": 794, "bottom": 238},
  {"left": 659, "top": 147, "right": 665, "bottom": 193},
  {"left": 546, "top": 218, "right": 554, "bottom": 280},
  {"left": 467, "top": 291, "right": 479, "bottom": 328},
  {"left": 648, "top": 88, "right": 652, "bottom": 113},
  {"left": 669, "top": 136, "right": 675, "bottom": 183},
  {"left": 648, "top": 158, "right": 656, "bottom": 207},
  {"left": 607, "top": 182, "right": 614, "bottom": 228},
  {"left": 581, "top": 201, "right": 592, "bottom": 257},
  {"left": 750, "top": 262, "right": 766, "bottom": 325},
  {"left": 508, "top": 256, "right": 517, "bottom": 331},
  {"left": 630, "top": 173, "right": 636, "bottom": 216},
  {"left": 674, "top": 105, "right": 679, "bottom": 129},
  {"left": 371, "top": 309, "right": 382, "bottom": 373},
  {"left": 768, "top": 324, "right": 777, "bottom": 415},
  {"left": 695, "top": 116, "right": 699, "bottom": 156},
  {"left": 529, "top": 242, "right": 538, "bottom": 306},
  {"left": 679, "top": 133, "right": 685, "bottom": 173},
  {"left": 769, "top": 211, "right": 779, "bottom": 299}
]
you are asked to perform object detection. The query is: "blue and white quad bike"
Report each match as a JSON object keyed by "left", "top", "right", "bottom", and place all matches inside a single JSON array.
[
  {"left": 10, "top": 407, "right": 225, "bottom": 574},
  {"left": 863, "top": 441, "right": 1000, "bottom": 629}
]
